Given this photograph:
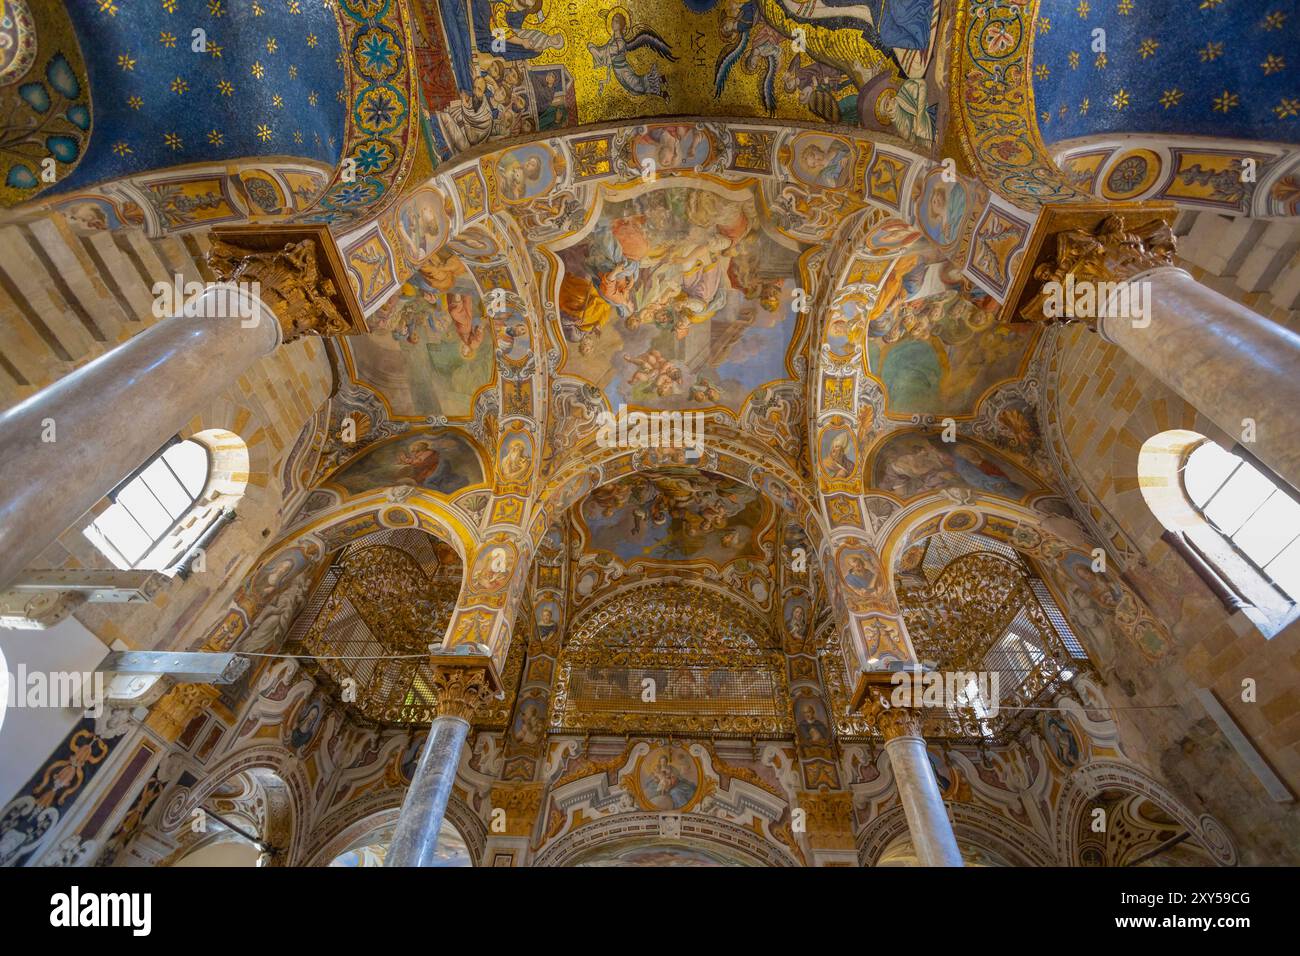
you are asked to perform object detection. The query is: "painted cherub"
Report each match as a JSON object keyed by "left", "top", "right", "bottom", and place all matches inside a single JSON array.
[
  {"left": 623, "top": 348, "right": 683, "bottom": 396},
  {"left": 688, "top": 378, "right": 722, "bottom": 404},
  {"left": 623, "top": 348, "right": 671, "bottom": 386}
]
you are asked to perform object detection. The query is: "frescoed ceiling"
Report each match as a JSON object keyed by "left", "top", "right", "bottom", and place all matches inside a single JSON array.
[
  {"left": 10, "top": 0, "right": 346, "bottom": 199},
  {"left": 1031, "top": 0, "right": 1300, "bottom": 144},
  {"left": 576, "top": 469, "right": 772, "bottom": 567},
  {"left": 324, "top": 117, "right": 1049, "bottom": 514},
  {"left": 415, "top": 0, "right": 948, "bottom": 165},
  {"left": 545, "top": 177, "right": 807, "bottom": 415}
]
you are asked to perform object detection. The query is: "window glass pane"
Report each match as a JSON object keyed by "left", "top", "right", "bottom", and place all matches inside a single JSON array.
[
  {"left": 1184, "top": 441, "right": 1241, "bottom": 507},
  {"left": 115, "top": 479, "right": 174, "bottom": 538},
  {"left": 1202, "top": 465, "right": 1276, "bottom": 535},
  {"left": 92, "top": 502, "right": 153, "bottom": 565},
  {"left": 139, "top": 458, "right": 193, "bottom": 517},
  {"left": 1264, "top": 536, "right": 1300, "bottom": 600},
  {"left": 1234, "top": 493, "right": 1300, "bottom": 568},
  {"left": 163, "top": 440, "right": 208, "bottom": 498}
]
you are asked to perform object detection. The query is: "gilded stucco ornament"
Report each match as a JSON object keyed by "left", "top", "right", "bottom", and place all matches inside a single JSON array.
[
  {"left": 998, "top": 202, "right": 1177, "bottom": 324},
  {"left": 797, "top": 790, "right": 856, "bottom": 851},
  {"left": 1018, "top": 215, "right": 1177, "bottom": 325},
  {"left": 856, "top": 683, "right": 926, "bottom": 741},
  {"left": 144, "top": 683, "right": 222, "bottom": 743},
  {"left": 488, "top": 781, "right": 546, "bottom": 838},
  {"left": 430, "top": 658, "right": 499, "bottom": 722},
  {"left": 208, "top": 224, "right": 369, "bottom": 342}
]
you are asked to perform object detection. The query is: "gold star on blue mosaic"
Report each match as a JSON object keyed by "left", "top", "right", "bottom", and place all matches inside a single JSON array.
[
  {"left": 43, "top": 0, "right": 351, "bottom": 197},
  {"left": 1032, "top": 0, "right": 1300, "bottom": 145}
]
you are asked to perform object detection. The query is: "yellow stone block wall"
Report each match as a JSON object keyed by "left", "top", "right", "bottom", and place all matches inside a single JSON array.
[{"left": 1051, "top": 323, "right": 1300, "bottom": 862}]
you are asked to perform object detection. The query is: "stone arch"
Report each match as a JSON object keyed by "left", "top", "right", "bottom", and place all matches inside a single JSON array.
[
  {"left": 532, "top": 811, "right": 800, "bottom": 867},
  {"left": 878, "top": 495, "right": 1079, "bottom": 588},
  {"left": 1055, "top": 759, "right": 1238, "bottom": 867},
  {"left": 303, "top": 787, "right": 486, "bottom": 867},
  {"left": 157, "top": 750, "right": 307, "bottom": 866},
  {"left": 537, "top": 427, "right": 823, "bottom": 537},
  {"left": 194, "top": 492, "right": 480, "bottom": 656},
  {"left": 856, "top": 803, "right": 1055, "bottom": 866}
]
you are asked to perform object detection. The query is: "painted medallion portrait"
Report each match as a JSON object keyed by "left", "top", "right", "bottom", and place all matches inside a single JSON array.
[
  {"left": 837, "top": 545, "right": 884, "bottom": 600},
  {"left": 633, "top": 744, "right": 701, "bottom": 812},
  {"left": 396, "top": 189, "right": 449, "bottom": 263},
  {"left": 790, "top": 133, "right": 855, "bottom": 190},
  {"left": 495, "top": 143, "right": 559, "bottom": 203},
  {"left": 783, "top": 593, "right": 811, "bottom": 638}
]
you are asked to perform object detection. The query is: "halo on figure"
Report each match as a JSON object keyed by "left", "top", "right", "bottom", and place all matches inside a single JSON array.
[{"left": 603, "top": 5, "right": 631, "bottom": 32}]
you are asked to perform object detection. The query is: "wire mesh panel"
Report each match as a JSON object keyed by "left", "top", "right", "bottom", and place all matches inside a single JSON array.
[
  {"left": 288, "top": 528, "right": 461, "bottom": 725},
  {"left": 897, "top": 533, "right": 1092, "bottom": 743},
  {"left": 553, "top": 583, "right": 790, "bottom": 736},
  {"left": 1028, "top": 578, "right": 1090, "bottom": 659}
]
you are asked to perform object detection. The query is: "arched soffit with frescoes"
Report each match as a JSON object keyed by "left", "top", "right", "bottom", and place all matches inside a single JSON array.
[
  {"left": 411, "top": 0, "right": 950, "bottom": 167},
  {"left": 318, "top": 427, "right": 490, "bottom": 499},
  {"left": 547, "top": 451, "right": 831, "bottom": 639},
  {"left": 569, "top": 468, "right": 778, "bottom": 607},
  {"left": 821, "top": 205, "right": 1040, "bottom": 424}
]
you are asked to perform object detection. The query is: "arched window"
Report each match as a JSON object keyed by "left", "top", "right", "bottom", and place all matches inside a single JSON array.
[
  {"left": 82, "top": 430, "right": 247, "bottom": 574},
  {"left": 1140, "top": 430, "right": 1300, "bottom": 637}
]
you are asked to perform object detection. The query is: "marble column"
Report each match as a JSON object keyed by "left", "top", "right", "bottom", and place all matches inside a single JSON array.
[
  {"left": 882, "top": 723, "right": 964, "bottom": 867},
  {"left": 386, "top": 662, "right": 495, "bottom": 868},
  {"left": 857, "top": 679, "right": 963, "bottom": 867},
  {"left": 0, "top": 285, "right": 279, "bottom": 589},
  {"left": 1021, "top": 212, "right": 1300, "bottom": 491},
  {"left": 1098, "top": 266, "right": 1300, "bottom": 489}
]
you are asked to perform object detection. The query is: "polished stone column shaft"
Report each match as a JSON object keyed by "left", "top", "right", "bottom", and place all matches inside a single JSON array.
[
  {"left": 385, "top": 715, "right": 470, "bottom": 868},
  {"left": 884, "top": 732, "right": 964, "bottom": 867},
  {"left": 0, "top": 285, "right": 279, "bottom": 589},
  {"left": 1100, "top": 266, "right": 1300, "bottom": 489},
  {"left": 385, "top": 662, "right": 494, "bottom": 867}
]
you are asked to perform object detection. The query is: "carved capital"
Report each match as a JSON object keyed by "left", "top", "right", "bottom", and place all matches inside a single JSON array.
[
  {"left": 145, "top": 682, "right": 222, "bottom": 742},
  {"left": 207, "top": 225, "right": 367, "bottom": 343},
  {"left": 797, "top": 790, "right": 856, "bottom": 851},
  {"left": 430, "top": 656, "right": 498, "bottom": 722},
  {"left": 999, "top": 202, "right": 1178, "bottom": 326},
  {"left": 853, "top": 672, "right": 925, "bottom": 741},
  {"left": 864, "top": 698, "right": 926, "bottom": 741}
]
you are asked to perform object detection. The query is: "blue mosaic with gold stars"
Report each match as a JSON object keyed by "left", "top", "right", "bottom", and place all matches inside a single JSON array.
[
  {"left": 51, "top": 0, "right": 346, "bottom": 194},
  {"left": 1031, "top": 0, "right": 1300, "bottom": 144}
]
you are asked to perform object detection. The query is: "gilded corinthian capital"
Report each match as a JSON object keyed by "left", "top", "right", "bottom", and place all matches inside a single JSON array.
[
  {"left": 859, "top": 693, "right": 925, "bottom": 741},
  {"left": 853, "top": 670, "right": 925, "bottom": 740},
  {"left": 430, "top": 655, "right": 500, "bottom": 722},
  {"left": 208, "top": 225, "right": 368, "bottom": 343}
]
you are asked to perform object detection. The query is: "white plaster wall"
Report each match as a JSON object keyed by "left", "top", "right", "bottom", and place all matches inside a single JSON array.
[{"left": 0, "top": 616, "right": 110, "bottom": 804}]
